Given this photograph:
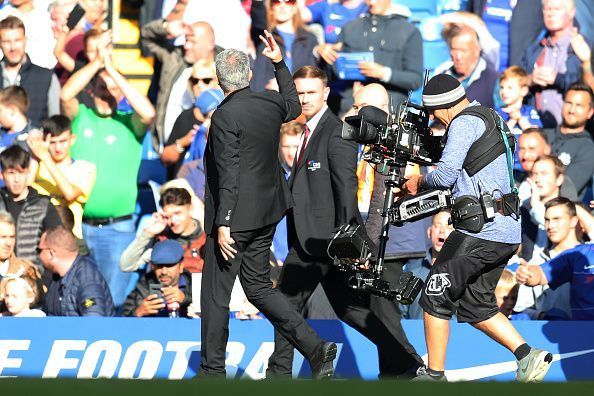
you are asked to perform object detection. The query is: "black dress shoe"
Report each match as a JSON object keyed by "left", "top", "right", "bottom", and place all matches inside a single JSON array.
[{"left": 309, "top": 342, "right": 337, "bottom": 379}]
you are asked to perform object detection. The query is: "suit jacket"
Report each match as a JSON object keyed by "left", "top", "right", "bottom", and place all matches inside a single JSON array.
[
  {"left": 287, "top": 107, "right": 362, "bottom": 257},
  {"left": 203, "top": 60, "right": 299, "bottom": 235}
]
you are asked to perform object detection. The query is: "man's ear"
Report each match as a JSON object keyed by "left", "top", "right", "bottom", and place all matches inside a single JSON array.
[
  {"left": 323, "top": 86, "right": 330, "bottom": 102},
  {"left": 544, "top": 144, "right": 551, "bottom": 155},
  {"left": 570, "top": 215, "right": 579, "bottom": 229}
]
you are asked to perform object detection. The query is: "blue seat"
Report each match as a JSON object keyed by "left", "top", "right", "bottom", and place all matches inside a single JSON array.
[
  {"left": 137, "top": 133, "right": 166, "bottom": 218},
  {"left": 419, "top": 17, "right": 450, "bottom": 70},
  {"left": 137, "top": 133, "right": 166, "bottom": 185},
  {"left": 140, "top": 131, "right": 160, "bottom": 160},
  {"left": 409, "top": 17, "right": 451, "bottom": 104},
  {"left": 439, "top": 0, "right": 470, "bottom": 14},
  {"left": 424, "top": 40, "right": 450, "bottom": 71},
  {"left": 392, "top": 0, "right": 439, "bottom": 23}
]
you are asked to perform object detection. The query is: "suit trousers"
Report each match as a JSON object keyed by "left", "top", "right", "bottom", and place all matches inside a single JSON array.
[
  {"left": 267, "top": 241, "right": 424, "bottom": 378},
  {"left": 199, "top": 223, "right": 324, "bottom": 376}
]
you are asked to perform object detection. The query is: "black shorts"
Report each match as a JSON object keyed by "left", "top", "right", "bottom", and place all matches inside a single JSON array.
[{"left": 419, "top": 231, "right": 519, "bottom": 323}]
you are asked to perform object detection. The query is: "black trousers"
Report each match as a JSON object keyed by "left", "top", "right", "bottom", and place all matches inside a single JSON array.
[
  {"left": 200, "top": 223, "right": 323, "bottom": 376},
  {"left": 267, "top": 241, "right": 424, "bottom": 378}
]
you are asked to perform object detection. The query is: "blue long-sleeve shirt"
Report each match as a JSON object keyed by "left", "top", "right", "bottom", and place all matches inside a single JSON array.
[{"left": 422, "top": 102, "right": 521, "bottom": 244}]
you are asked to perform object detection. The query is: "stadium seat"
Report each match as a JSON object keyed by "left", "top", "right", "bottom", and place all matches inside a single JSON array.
[
  {"left": 409, "top": 17, "right": 450, "bottom": 104},
  {"left": 392, "top": 0, "right": 438, "bottom": 24},
  {"left": 419, "top": 17, "right": 449, "bottom": 70},
  {"left": 137, "top": 133, "right": 166, "bottom": 217}
]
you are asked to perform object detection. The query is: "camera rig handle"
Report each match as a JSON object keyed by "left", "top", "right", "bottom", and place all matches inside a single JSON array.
[{"left": 374, "top": 164, "right": 402, "bottom": 277}]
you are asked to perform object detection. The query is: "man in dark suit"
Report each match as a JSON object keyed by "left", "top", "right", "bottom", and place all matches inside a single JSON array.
[
  {"left": 200, "top": 32, "right": 336, "bottom": 379},
  {"left": 266, "top": 66, "right": 424, "bottom": 378}
]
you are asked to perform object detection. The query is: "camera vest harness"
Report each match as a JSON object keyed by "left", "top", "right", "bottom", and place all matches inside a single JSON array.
[{"left": 448, "top": 105, "right": 520, "bottom": 233}]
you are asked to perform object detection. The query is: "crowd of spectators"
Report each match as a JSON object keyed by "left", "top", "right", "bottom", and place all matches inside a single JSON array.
[{"left": 0, "top": 0, "right": 593, "bottom": 323}]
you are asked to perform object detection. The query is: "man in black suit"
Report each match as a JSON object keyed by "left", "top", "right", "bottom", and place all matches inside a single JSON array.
[
  {"left": 200, "top": 32, "right": 336, "bottom": 379},
  {"left": 266, "top": 66, "right": 424, "bottom": 378}
]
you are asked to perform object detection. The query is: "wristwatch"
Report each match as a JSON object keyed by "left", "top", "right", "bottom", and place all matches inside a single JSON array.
[{"left": 174, "top": 139, "right": 185, "bottom": 154}]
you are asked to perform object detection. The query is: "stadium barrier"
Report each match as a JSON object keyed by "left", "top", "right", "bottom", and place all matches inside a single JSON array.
[{"left": 1, "top": 318, "right": 593, "bottom": 381}]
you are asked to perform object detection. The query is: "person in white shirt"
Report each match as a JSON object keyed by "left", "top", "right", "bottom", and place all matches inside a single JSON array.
[{"left": 0, "top": 0, "right": 57, "bottom": 69}]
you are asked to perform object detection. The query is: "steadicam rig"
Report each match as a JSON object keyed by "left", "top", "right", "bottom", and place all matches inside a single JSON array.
[{"left": 327, "top": 224, "right": 424, "bottom": 304}]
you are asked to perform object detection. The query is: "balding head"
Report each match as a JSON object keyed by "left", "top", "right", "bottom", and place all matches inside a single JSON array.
[
  {"left": 44, "top": 226, "right": 79, "bottom": 254},
  {"left": 189, "top": 21, "right": 214, "bottom": 40},
  {"left": 518, "top": 129, "right": 551, "bottom": 172},
  {"left": 38, "top": 226, "right": 79, "bottom": 277},
  {"left": 352, "top": 83, "right": 389, "bottom": 114},
  {"left": 184, "top": 21, "right": 215, "bottom": 64}
]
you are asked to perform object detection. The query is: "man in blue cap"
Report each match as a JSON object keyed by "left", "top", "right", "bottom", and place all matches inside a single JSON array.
[
  {"left": 122, "top": 239, "right": 193, "bottom": 318},
  {"left": 161, "top": 87, "right": 225, "bottom": 179}
]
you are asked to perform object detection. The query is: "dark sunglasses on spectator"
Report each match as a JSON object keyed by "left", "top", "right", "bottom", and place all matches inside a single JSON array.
[
  {"left": 190, "top": 77, "right": 214, "bottom": 85},
  {"left": 272, "top": 0, "right": 296, "bottom": 5},
  {"left": 36, "top": 247, "right": 51, "bottom": 255}
]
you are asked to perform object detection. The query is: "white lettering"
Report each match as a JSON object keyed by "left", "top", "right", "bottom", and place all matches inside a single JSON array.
[
  {"left": 165, "top": 341, "right": 201, "bottom": 379},
  {"left": 118, "top": 341, "right": 163, "bottom": 379},
  {"left": 43, "top": 340, "right": 87, "bottom": 378},
  {"left": 78, "top": 340, "right": 122, "bottom": 379},
  {"left": 0, "top": 340, "right": 30, "bottom": 376},
  {"left": 242, "top": 342, "right": 274, "bottom": 379},
  {"left": 225, "top": 342, "right": 245, "bottom": 378}
]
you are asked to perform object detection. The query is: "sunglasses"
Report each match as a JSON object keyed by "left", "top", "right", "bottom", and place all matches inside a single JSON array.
[
  {"left": 36, "top": 247, "right": 51, "bottom": 255},
  {"left": 189, "top": 77, "right": 214, "bottom": 85},
  {"left": 271, "top": 0, "right": 296, "bottom": 5}
]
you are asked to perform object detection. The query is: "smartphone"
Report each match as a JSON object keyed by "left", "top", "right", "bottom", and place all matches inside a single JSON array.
[
  {"left": 66, "top": 3, "right": 86, "bottom": 31},
  {"left": 148, "top": 283, "right": 164, "bottom": 301}
]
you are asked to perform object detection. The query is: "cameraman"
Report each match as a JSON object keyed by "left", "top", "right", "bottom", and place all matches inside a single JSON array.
[{"left": 403, "top": 74, "right": 552, "bottom": 382}]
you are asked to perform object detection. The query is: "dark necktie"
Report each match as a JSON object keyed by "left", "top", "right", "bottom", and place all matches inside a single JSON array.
[{"left": 295, "top": 125, "right": 311, "bottom": 168}]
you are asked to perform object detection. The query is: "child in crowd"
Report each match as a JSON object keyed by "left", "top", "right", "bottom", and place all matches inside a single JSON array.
[
  {"left": 496, "top": 66, "right": 543, "bottom": 172},
  {"left": 497, "top": 66, "right": 543, "bottom": 133},
  {"left": 0, "top": 86, "right": 34, "bottom": 152},
  {"left": 1, "top": 269, "right": 45, "bottom": 317}
]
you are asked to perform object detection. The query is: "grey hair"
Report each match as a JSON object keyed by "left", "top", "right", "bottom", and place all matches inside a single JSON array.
[
  {"left": 542, "top": 0, "right": 575, "bottom": 10},
  {"left": 215, "top": 49, "right": 250, "bottom": 94},
  {"left": 0, "top": 210, "right": 14, "bottom": 226}
]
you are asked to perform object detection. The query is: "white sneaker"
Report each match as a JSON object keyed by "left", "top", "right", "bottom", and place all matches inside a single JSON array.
[{"left": 516, "top": 348, "right": 553, "bottom": 383}]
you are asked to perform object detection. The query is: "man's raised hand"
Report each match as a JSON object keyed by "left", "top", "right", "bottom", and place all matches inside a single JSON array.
[{"left": 259, "top": 30, "right": 283, "bottom": 63}]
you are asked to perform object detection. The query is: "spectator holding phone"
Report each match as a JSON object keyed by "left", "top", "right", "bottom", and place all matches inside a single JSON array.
[{"left": 122, "top": 239, "right": 192, "bottom": 318}]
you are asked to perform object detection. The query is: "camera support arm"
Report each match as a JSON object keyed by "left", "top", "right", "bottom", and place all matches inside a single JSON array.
[{"left": 374, "top": 162, "right": 404, "bottom": 278}]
